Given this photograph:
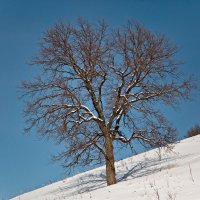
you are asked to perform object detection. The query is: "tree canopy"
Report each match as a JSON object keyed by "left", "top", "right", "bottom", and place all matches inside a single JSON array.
[{"left": 21, "top": 19, "right": 195, "bottom": 185}]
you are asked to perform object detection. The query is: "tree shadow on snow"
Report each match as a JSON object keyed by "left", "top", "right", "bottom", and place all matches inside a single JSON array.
[
  {"left": 48, "top": 153, "right": 190, "bottom": 198},
  {"left": 117, "top": 154, "right": 188, "bottom": 182}
]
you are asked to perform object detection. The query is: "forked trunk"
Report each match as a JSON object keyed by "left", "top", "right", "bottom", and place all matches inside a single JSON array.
[{"left": 105, "top": 134, "right": 117, "bottom": 186}]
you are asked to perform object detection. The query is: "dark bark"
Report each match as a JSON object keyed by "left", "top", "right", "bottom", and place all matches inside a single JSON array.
[{"left": 104, "top": 133, "right": 117, "bottom": 185}]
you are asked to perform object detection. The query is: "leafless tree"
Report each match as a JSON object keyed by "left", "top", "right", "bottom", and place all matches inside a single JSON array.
[
  {"left": 186, "top": 124, "right": 200, "bottom": 138},
  {"left": 21, "top": 18, "right": 195, "bottom": 186}
]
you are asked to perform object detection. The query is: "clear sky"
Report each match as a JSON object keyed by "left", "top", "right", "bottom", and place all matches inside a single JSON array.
[{"left": 0, "top": 0, "right": 200, "bottom": 199}]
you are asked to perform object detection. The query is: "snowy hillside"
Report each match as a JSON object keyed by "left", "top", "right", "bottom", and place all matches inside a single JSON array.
[{"left": 11, "top": 135, "right": 200, "bottom": 200}]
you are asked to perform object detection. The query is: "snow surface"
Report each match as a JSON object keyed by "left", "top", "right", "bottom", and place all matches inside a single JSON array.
[{"left": 11, "top": 135, "right": 200, "bottom": 200}]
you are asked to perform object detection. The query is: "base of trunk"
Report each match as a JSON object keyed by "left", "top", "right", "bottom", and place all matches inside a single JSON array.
[{"left": 106, "top": 159, "right": 117, "bottom": 185}]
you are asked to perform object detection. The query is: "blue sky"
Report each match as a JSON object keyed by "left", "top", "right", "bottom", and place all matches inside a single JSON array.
[{"left": 0, "top": 0, "right": 200, "bottom": 199}]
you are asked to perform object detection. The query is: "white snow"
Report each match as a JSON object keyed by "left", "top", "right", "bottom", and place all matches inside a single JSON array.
[{"left": 11, "top": 135, "right": 200, "bottom": 200}]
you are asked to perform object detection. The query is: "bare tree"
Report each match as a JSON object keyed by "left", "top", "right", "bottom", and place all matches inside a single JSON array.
[
  {"left": 186, "top": 124, "right": 200, "bottom": 138},
  {"left": 21, "top": 18, "right": 195, "bottom": 186}
]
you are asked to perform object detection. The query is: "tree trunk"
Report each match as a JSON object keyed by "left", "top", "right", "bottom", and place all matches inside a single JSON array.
[{"left": 105, "top": 134, "right": 117, "bottom": 186}]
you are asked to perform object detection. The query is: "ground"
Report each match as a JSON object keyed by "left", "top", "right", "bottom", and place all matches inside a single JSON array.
[{"left": 11, "top": 135, "right": 200, "bottom": 200}]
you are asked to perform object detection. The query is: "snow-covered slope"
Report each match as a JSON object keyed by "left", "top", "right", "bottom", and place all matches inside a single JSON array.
[{"left": 11, "top": 135, "right": 200, "bottom": 200}]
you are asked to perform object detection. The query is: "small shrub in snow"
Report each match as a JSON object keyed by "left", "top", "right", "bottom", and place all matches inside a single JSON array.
[{"left": 186, "top": 124, "right": 200, "bottom": 138}]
